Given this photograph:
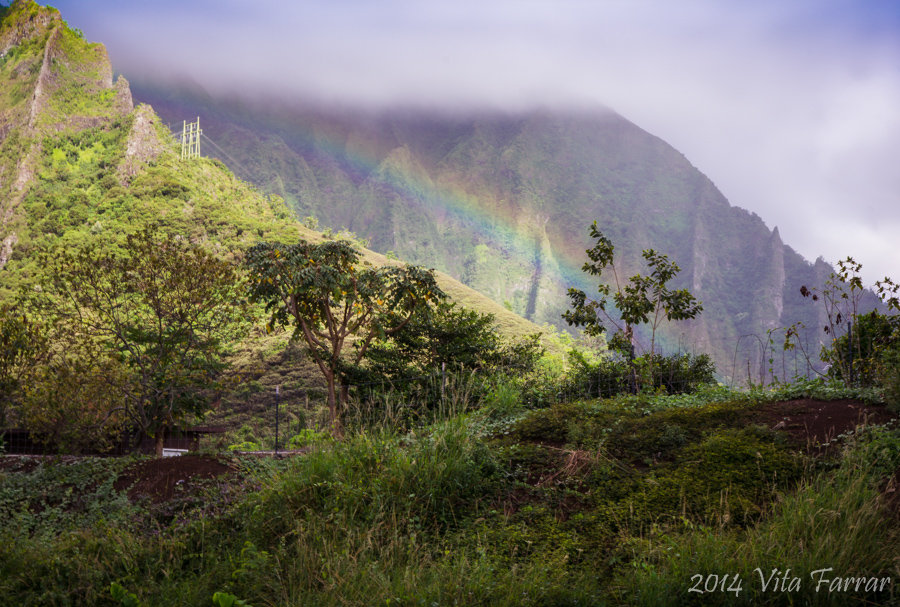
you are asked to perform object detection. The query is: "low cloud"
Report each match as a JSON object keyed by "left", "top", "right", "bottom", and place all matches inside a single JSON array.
[{"left": 53, "top": 0, "right": 900, "bottom": 284}]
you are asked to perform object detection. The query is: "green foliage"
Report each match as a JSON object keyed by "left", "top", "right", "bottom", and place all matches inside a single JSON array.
[
  {"left": 796, "top": 259, "right": 900, "bottom": 405},
  {"left": 733, "top": 376, "right": 885, "bottom": 406},
  {"left": 27, "top": 226, "right": 251, "bottom": 454},
  {"left": 564, "top": 221, "right": 702, "bottom": 358},
  {"left": 3, "top": 20, "right": 898, "bottom": 600},
  {"left": 19, "top": 344, "right": 129, "bottom": 452},
  {"left": 212, "top": 591, "right": 252, "bottom": 607},
  {"left": 820, "top": 310, "right": 900, "bottom": 386},
  {"left": 350, "top": 301, "right": 544, "bottom": 414},
  {"left": 110, "top": 582, "right": 141, "bottom": 607},
  {"left": 0, "top": 386, "right": 897, "bottom": 605},
  {"left": 561, "top": 350, "right": 716, "bottom": 400},
  {"left": 483, "top": 378, "right": 524, "bottom": 417},
  {"left": 227, "top": 541, "right": 270, "bottom": 602},
  {"left": 286, "top": 426, "right": 331, "bottom": 449},
  {"left": 246, "top": 239, "right": 445, "bottom": 436},
  {"left": 878, "top": 345, "right": 900, "bottom": 412},
  {"left": 0, "top": 456, "right": 134, "bottom": 539},
  {"left": 365, "top": 301, "right": 504, "bottom": 372},
  {"left": 798, "top": 258, "right": 898, "bottom": 383},
  {"left": 0, "top": 305, "right": 46, "bottom": 427},
  {"left": 622, "top": 428, "right": 803, "bottom": 528},
  {"left": 511, "top": 401, "right": 590, "bottom": 445},
  {"left": 640, "top": 352, "right": 716, "bottom": 394},
  {"left": 2, "top": 110, "right": 301, "bottom": 302},
  {"left": 227, "top": 441, "right": 261, "bottom": 452},
  {"left": 617, "top": 423, "right": 900, "bottom": 606},
  {"left": 264, "top": 417, "right": 499, "bottom": 534}
]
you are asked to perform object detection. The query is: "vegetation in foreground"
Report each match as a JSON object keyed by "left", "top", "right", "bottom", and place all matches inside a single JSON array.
[
  {"left": 3, "top": 161, "right": 900, "bottom": 605},
  {"left": 1, "top": 378, "right": 898, "bottom": 606}
]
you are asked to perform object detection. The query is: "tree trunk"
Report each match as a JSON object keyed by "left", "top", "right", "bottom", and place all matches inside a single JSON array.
[
  {"left": 340, "top": 384, "right": 349, "bottom": 411},
  {"left": 325, "top": 372, "right": 343, "bottom": 439},
  {"left": 626, "top": 325, "right": 638, "bottom": 394},
  {"left": 154, "top": 430, "right": 165, "bottom": 458}
]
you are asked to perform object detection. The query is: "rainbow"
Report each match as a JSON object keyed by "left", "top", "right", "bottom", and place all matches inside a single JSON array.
[
  {"left": 129, "top": 82, "right": 597, "bottom": 299},
  {"left": 147, "top": 94, "right": 589, "bottom": 284}
]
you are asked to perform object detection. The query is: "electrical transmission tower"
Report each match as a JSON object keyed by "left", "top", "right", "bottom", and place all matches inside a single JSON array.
[{"left": 181, "top": 117, "right": 202, "bottom": 159}]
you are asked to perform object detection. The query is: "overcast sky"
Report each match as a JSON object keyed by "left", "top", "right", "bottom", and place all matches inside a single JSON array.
[{"left": 51, "top": 0, "right": 900, "bottom": 285}]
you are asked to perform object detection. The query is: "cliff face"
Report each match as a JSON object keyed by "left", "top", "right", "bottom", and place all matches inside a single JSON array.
[{"left": 0, "top": 0, "right": 134, "bottom": 270}]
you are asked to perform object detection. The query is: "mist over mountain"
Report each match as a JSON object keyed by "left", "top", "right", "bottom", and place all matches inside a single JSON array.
[{"left": 131, "top": 81, "right": 865, "bottom": 379}]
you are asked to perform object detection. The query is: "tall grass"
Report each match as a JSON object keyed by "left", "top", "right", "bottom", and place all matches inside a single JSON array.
[
  {"left": 342, "top": 368, "right": 483, "bottom": 432},
  {"left": 222, "top": 416, "right": 506, "bottom": 604},
  {"left": 616, "top": 423, "right": 900, "bottom": 606},
  {"left": 2, "top": 390, "right": 897, "bottom": 605}
]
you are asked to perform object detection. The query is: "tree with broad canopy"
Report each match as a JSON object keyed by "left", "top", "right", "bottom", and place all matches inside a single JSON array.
[
  {"left": 33, "top": 227, "right": 249, "bottom": 456},
  {"left": 246, "top": 240, "right": 444, "bottom": 437}
]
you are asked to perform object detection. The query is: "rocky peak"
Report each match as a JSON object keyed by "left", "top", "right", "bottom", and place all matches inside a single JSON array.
[
  {"left": 0, "top": 1, "right": 61, "bottom": 55},
  {"left": 119, "top": 103, "right": 165, "bottom": 183},
  {"left": 0, "top": 0, "right": 137, "bottom": 270}
]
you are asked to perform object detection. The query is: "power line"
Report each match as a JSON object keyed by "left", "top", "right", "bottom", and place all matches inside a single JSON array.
[
  {"left": 199, "top": 132, "right": 255, "bottom": 178},
  {"left": 169, "top": 118, "right": 257, "bottom": 180}
]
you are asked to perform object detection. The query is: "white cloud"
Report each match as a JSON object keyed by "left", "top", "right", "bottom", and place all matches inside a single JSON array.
[{"left": 52, "top": 0, "right": 900, "bottom": 284}]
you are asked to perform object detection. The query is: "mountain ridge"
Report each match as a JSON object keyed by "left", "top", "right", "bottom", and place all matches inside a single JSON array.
[
  {"left": 130, "top": 80, "right": 862, "bottom": 378},
  {"left": 0, "top": 1, "right": 555, "bottom": 436}
]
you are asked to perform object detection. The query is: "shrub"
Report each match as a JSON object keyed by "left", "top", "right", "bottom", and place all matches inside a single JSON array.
[
  {"left": 879, "top": 347, "right": 900, "bottom": 412},
  {"left": 286, "top": 427, "right": 331, "bottom": 449},
  {"left": 563, "top": 350, "right": 715, "bottom": 400}
]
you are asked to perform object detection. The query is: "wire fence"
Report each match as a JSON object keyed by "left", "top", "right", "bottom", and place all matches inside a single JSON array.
[{"left": 0, "top": 427, "right": 225, "bottom": 456}]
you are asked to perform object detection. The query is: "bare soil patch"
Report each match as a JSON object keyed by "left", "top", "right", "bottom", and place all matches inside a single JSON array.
[
  {"left": 0, "top": 455, "right": 43, "bottom": 474},
  {"left": 114, "top": 454, "right": 234, "bottom": 503},
  {"left": 752, "top": 399, "right": 896, "bottom": 451}
]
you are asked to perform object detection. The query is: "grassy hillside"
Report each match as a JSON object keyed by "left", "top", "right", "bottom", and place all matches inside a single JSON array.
[{"left": 0, "top": 1, "right": 553, "bottom": 444}]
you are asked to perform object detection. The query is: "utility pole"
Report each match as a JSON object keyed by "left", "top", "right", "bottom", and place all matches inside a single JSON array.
[{"left": 181, "top": 117, "right": 202, "bottom": 160}]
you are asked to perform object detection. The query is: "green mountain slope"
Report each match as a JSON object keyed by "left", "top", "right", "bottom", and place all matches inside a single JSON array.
[
  {"left": 0, "top": 4, "right": 302, "bottom": 295},
  {"left": 131, "top": 83, "right": 869, "bottom": 379},
  {"left": 0, "top": 1, "right": 548, "bottom": 435}
]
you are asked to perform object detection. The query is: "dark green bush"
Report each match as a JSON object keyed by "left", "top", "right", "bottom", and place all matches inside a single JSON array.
[
  {"left": 347, "top": 302, "right": 544, "bottom": 419},
  {"left": 562, "top": 350, "right": 715, "bottom": 400}
]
